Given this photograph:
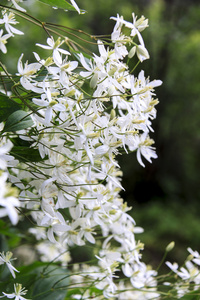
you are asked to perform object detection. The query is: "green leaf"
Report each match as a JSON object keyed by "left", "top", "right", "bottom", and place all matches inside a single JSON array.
[
  {"left": 19, "top": 261, "right": 48, "bottom": 274},
  {"left": 35, "top": 67, "right": 49, "bottom": 82},
  {"left": 32, "top": 265, "right": 69, "bottom": 300},
  {"left": 65, "top": 286, "right": 102, "bottom": 299},
  {"left": 17, "top": 262, "right": 69, "bottom": 299},
  {"left": 3, "top": 110, "right": 33, "bottom": 132},
  {"left": 9, "top": 136, "right": 32, "bottom": 147},
  {"left": 0, "top": 93, "right": 21, "bottom": 123},
  {"left": 8, "top": 137, "right": 45, "bottom": 163},
  {"left": 180, "top": 289, "right": 200, "bottom": 299},
  {"left": 10, "top": 146, "right": 43, "bottom": 162},
  {"left": 0, "top": 273, "right": 37, "bottom": 296},
  {"left": 0, "top": 227, "right": 9, "bottom": 252},
  {"left": 36, "top": 0, "right": 77, "bottom": 11}
]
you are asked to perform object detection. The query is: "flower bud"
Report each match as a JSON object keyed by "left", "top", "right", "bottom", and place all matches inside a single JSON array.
[
  {"left": 128, "top": 46, "right": 136, "bottom": 58},
  {"left": 90, "top": 73, "right": 98, "bottom": 89},
  {"left": 166, "top": 241, "right": 175, "bottom": 252},
  {"left": 110, "top": 109, "right": 116, "bottom": 120},
  {"left": 136, "top": 45, "right": 150, "bottom": 62}
]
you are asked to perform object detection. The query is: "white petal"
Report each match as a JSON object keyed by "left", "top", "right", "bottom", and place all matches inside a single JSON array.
[
  {"left": 95, "top": 145, "right": 109, "bottom": 155},
  {"left": 136, "top": 149, "right": 145, "bottom": 167},
  {"left": 70, "top": 0, "right": 80, "bottom": 14}
]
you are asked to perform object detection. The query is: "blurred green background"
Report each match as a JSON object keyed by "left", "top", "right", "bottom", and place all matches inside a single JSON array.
[{"left": 3, "top": 0, "right": 200, "bottom": 269}]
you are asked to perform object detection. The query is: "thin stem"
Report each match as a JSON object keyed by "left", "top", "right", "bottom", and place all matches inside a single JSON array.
[{"left": 156, "top": 250, "right": 168, "bottom": 272}]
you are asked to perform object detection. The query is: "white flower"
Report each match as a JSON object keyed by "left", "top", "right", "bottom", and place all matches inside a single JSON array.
[
  {"left": 188, "top": 247, "right": 200, "bottom": 265},
  {"left": 1, "top": 283, "right": 29, "bottom": 300},
  {"left": 129, "top": 134, "right": 157, "bottom": 167},
  {"left": 7, "top": 0, "right": 26, "bottom": 12},
  {"left": 130, "top": 262, "right": 158, "bottom": 295},
  {"left": 110, "top": 14, "right": 150, "bottom": 62},
  {"left": 0, "top": 139, "right": 14, "bottom": 170},
  {"left": 0, "top": 251, "right": 19, "bottom": 278},
  {"left": 110, "top": 14, "right": 141, "bottom": 42},
  {"left": 36, "top": 240, "right": 71, "bottom": 266},
  {"left": 136, "top": 44, "right": 150, "bottom": 62},
  {"left": 0, "top": 29, "right": 11, "bottom": 54},
  {"left": 0, "top": 12, "right": 24, "bottom": 36},
  {"left": 0, "top": 172, "right": 20, "bottom": 225},
  {"left": 165, "top": 261, "right": 179, "bottom": 273},
  {"left": 48, "top": 51, "right": 78, "bottom": 87},
  {"left": 17, "top": 54, "right": 42, "bottom": 93},
  {"left": 178, "top": 261, "right": 200, "bottom": 282},
  {"left": 132, "top": 13, "right": 149, "bottom": 32},
  {"left": 36, "top": 37, "right": 70, "bottom": 64},
  {"left": 32, "top": 87, "right": 66, "bottom": 125}
]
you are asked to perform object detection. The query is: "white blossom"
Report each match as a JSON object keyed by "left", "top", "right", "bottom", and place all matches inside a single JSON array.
[
  {"left": 0, "top": 251, "right": 19, "bottom": 278},
  {"left": 7, "top": 0, "right": 26, "bottom": 12},
  {"left": 1, "top": 283, "right": 29, "bottom": 300},
  {"left": 0, "top": 29, "right": 11, "bottom": 53},
  {"left": 0, "top": 12, "right": 24, "bottom": 36}
]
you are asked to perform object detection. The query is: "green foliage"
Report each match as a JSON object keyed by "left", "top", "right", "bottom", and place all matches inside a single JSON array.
[
  {"left": 3, "top": 110, "right": 33, "bottom": 132},
  {"left": 0, "top": 224, "right": 22, "bottom": 249},
  {"left": 31, "top": 264, "right": 69, "bottom": 299},
  {"left": 0, "top": 261, "right": 69, "bottom": 299},
  {"left": 65, "top": 286, "right": 103, "bottom": 299},
  {"left": 181, "top": 290, "right": 200, "bottom": 299},
  {"left": 0, "top": 93, "right": 20, "bottom": 123},
  {"left": 9, "top": 137, "right": 45, "bottom": 163},
  {"left": 36, "top": 0, "right": 77, "bottom": 11}
]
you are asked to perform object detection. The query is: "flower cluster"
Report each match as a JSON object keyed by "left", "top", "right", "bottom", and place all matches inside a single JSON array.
[
  {"left": 3, "top": 1, "right": 197, "bottom": 299},
  {"left": 0, "top": 1, "right": 164, "bottom": 297},
  {"left": 8, "top": 12, "right": 162, "bottom": 297},
  {"left": 166, "top": 248, "right": 200, "bottom": 298}
]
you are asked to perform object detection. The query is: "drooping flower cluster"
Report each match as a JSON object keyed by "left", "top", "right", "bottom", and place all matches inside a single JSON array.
[
  {"left": 8, "top": 13, "right": 162, "bottom": 298},
  {"left": 5, "top": 1, "right": 199, "bottom": 299},
  {"left": 0, "top": 1, "right": 164, "bottom": 298}
]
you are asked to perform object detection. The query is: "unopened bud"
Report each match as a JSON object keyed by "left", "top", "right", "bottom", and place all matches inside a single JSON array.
[
  {"left": 108, "top": 66, "right": 117, "bottom": 76},
  {"left": 90, "top": 73, "right": 98, "bottom": 89},
  {"left": 166, "top": 241, "right": 175, "bottom": 252},
  {"left": 186, "top": 254, "right": 193, "bottom": 262},
  {"left": 110, "top": 109, "right": 116, "bottom": 120},
  {"left": 107, "top": 85, "right": 115, "bottom": 96},
  {"left": 136, "top": 45, "right": 150, "bottom": 62},
  {"left": 128, "top": 46, "right": 136, "bottom": 58}
]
